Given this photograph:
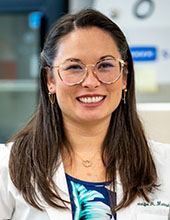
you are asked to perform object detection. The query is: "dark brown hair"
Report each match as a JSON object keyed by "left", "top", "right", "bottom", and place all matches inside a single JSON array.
[{"left": 8, "top": 8, "right": 158, "bottom": 213}]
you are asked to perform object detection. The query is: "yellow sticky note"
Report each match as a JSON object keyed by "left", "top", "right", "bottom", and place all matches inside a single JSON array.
[{"left": 135, "top": 67, "right": 158, "bottom": 93}]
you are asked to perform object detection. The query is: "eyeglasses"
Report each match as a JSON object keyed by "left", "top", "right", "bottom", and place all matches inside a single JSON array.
[{"left": 50, "top": 55, "right": 127, "bottom": 86}]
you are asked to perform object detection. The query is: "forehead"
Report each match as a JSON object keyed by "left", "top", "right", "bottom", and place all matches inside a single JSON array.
[{"left": 54, "top": 27, "right": 120, "bottom": 64}]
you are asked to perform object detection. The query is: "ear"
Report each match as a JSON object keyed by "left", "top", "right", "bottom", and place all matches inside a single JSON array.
[
  {"left": 46, "top": 67, "right": 56, "bottom": 94},
  {"left": 122, "top": 64, "right": 128, "bottom": 90},
  {"left": 122, "top": 73, "right": 127, "bottom": 90}
]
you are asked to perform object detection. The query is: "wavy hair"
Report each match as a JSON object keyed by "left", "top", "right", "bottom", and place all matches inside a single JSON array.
[{"left": 8, "top": 8, "right": 158, "bottom": 213}]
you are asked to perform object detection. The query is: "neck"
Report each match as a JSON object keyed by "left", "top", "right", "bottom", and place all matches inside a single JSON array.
[
  {"left": 63, "top": 117, "right": 110, "bottom": 153},
  {"left": 62, "top": 117, "right": 110, "bottom": 182}
]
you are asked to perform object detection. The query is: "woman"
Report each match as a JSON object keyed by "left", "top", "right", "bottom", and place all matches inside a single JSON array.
[{"left": 0, "top": 8, "right": 170, "bottom": 220}]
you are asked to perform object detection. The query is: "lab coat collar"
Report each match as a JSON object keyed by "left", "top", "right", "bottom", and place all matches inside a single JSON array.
[{"left": 45, "top": 158, "right": 72, "bottom": 219}]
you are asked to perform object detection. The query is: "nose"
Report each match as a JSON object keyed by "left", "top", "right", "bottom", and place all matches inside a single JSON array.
[{"left": 81, "top": 65, "right": 101, "bottom": 88}]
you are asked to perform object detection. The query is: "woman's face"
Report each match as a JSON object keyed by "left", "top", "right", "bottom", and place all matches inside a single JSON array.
[{"left": 47, "top": 27, "right": 127, "bottom": 125}]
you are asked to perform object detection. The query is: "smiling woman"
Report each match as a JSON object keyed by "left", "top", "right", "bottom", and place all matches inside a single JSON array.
[{"left": 0, "top": 8, "right": 170, "bottom": 220}]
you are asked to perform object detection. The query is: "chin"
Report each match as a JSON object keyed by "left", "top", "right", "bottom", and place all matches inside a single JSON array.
[{"left": 77, "top": 113, "right": 110, "bottom": 123}]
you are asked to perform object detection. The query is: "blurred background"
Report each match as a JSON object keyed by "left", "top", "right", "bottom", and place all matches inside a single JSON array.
[{"left": 0, "top": 0, "right": 170, "bottom": 143}]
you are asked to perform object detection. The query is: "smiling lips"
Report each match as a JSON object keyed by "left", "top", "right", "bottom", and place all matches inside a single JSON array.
[{"left": 77, "top": 96, "right": 105, "bottom": 104}]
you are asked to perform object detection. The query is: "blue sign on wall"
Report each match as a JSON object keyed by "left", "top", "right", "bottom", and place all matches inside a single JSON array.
[{"left": 130, "top": 46, "right": 157, "bottom": 62}]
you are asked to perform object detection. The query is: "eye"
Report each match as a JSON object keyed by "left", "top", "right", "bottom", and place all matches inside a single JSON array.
[
  {"left": 99, "top": 62, "right": 114, "bottom": 68},
  {"left": 62, "top": 62, "right": 84, "bottom": 72},
  {"left": 97, "top": 60, "right": 115, "bottom": 72},
  {"left": 66, "top": 64, "right": 82, "bottom": 70}
]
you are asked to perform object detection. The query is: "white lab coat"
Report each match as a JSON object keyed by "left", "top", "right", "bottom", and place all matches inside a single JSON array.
[{"left": 0, "top": 141, "right": 170, "bottom": 220}]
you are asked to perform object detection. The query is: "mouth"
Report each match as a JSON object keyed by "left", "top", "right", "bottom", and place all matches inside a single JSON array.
[{"left": 77, "top": 95, "right": 106, "bottom": 104}]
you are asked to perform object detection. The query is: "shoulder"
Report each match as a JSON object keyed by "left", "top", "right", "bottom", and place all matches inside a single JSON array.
[
  {"left": 0, "top": 142, "right": 14, "bottom": 189},
  {"left": 0, "top": 142, "right": 14, "bottom": 182},
  {"left": 0, "top": 143, "right": 13, "bottom": 169},
  {"left": 148, "top": 140, "right": 170, "bottom": 187},
  {"left": 0, "top": 142, "right": 12, "bottom": 153},
  {"left": 148, "top": 140, "right": 170, "bottom": 163},
  {"left": 0, "top": 143, "right": 15, "bottom": 218}
]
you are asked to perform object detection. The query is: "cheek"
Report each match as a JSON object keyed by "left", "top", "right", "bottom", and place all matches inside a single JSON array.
[
  {"left": 107, "top": 83, "right": 124, "bottom": 109},
  {"left": 56, "top": 85, "right": 66, "bottom": 106},
  {"left": 55, "top": 83, "right": 75, "bottom": 109},
  {"left": 112, "top": 89, "right": 122, "bottom": 103},
  {"left": 109, "top": 82, "right": 123, "bottom": 98}
]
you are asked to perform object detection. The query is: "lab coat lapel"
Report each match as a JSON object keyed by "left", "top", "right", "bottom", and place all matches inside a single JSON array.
[
  {"left": 45, "top": 160, "right": 72, "bottom": 220},
  {"left": 115, "top": 172, "right": 137, "bottom": 220}
]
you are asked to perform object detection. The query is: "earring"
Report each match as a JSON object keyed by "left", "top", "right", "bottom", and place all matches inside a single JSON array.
[
  {"left": 122, "top": 89, "right": 127, "bottom": 104},
  {"left": 48, "top": 92, "right": 55, "bottom": 104}
]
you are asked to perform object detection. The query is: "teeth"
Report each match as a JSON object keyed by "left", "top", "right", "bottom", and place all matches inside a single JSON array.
[{"left": 78, "top": 96, "right": 104, "bottom": 103}]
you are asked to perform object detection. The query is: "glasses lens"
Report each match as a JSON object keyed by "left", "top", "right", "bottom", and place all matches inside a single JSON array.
[
  {"left": 59, "top": 60, "right": 85, "bottom": 85},
  {"left": 95, "top": 58, "right": 121, "bottom": 83}
]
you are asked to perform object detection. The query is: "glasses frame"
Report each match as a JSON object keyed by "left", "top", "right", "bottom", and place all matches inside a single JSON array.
[{"left": 50, "top": 56, "right": 127, "bottom": 86}]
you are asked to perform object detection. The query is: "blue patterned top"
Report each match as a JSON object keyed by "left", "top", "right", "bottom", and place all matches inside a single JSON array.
[{"left": 66, "top": 173, "right": 116, "bottom": 220}]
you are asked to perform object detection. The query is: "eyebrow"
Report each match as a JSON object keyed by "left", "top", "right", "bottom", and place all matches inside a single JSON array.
[
  {"left": 64, "top": 55, "right": 115, "bottom": 63},
  {"left": 100, "top": 55, "right": 115, "bottom": 60},
  {"left": 64, "top": 58, "right": 82, "bottom": 62}
]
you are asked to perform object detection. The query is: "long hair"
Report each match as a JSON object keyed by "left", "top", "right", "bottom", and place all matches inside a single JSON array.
[{"left": 8, "top": 8, "right": 158, "bottom": 212}]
